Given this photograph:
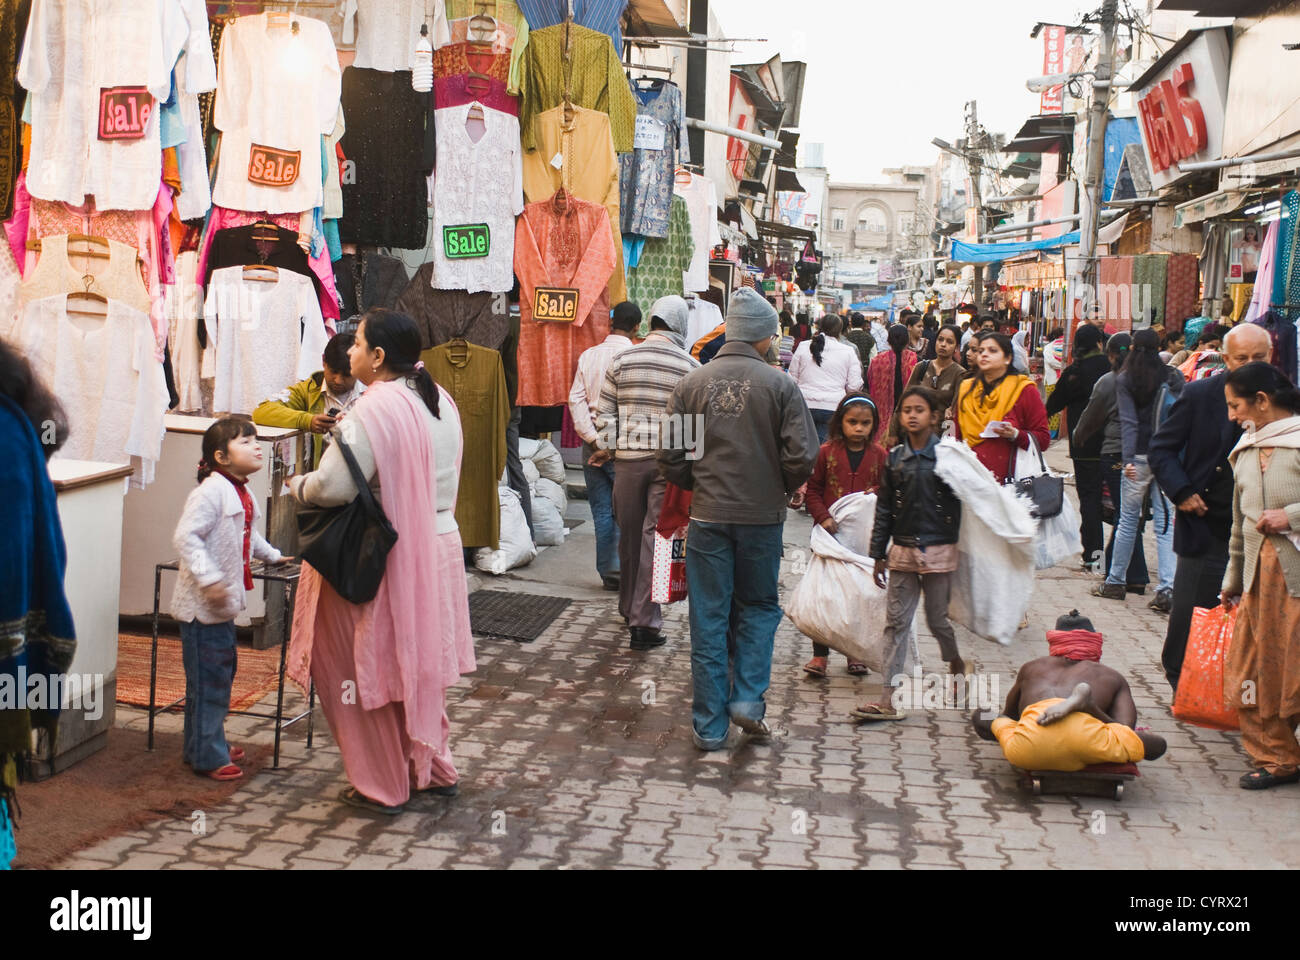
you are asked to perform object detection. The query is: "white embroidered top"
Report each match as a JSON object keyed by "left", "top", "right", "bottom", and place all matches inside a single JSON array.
[
  {"left": 211, "top": 13, "right": 341, "bottom": 215},
  {"left": 202, "top": 267, "right": 329, "bottom": 416},
  {"left": 19, "top": 0, "right": 188, "bottom": 210},
  {"left": 11, "top": 294, "right": 169, "bottom": 485},
  {"left": 343, "top": 0, "right": 442, "bottom": 72},
  {"left": 427, "top": 102, "right": 523, "bottom": 294}
]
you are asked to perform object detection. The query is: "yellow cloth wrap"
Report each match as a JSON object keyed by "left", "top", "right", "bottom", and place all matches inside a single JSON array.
[
  {"left": 991, "top": 698, "right": 1145, "bottom": 771},
  {"left": 956, "top": 374, "right": 1033, "bottom": 447}
]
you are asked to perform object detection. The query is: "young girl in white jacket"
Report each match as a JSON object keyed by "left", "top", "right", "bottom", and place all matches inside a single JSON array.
[{"left": 171, "top": 418, "right": 283, "bottom": 780}]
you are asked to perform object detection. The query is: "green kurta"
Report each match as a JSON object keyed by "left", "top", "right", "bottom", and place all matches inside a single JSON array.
[
  {"left": 626, "top": 195, "right": 694, "bottom": 339},
  {"left": 519, "top": 22, "right": 637, "bottom": 153}
]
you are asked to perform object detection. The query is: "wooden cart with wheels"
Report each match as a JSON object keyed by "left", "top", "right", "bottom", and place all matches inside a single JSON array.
[{"left": 1014, "top": 763, "right": 1139, "bottom": 800}]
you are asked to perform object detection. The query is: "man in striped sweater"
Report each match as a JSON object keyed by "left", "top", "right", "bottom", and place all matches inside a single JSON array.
[{"left": 591, "top": 296, "right": 699, "bottom": 650}]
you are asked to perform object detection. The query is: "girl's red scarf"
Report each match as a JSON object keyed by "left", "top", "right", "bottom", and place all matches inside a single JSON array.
[{"left": 215, "top": 469, "right": 254, "bottom": 590}]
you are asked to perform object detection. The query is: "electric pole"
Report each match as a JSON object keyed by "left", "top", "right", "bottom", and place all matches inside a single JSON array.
[
  {"left": 1073, "top": 0, "right": 1119, "bottom": 351},
  {"left": 964, "top": 100, "right": 987, "bottom": 309}
]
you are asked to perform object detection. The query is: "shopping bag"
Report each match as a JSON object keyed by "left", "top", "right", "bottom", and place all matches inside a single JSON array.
[
  {"left": 1009, "top": 438, "right": 1080, "bottom": 569},
  {"left": 650, "top": 483, "right": 692, "bottom": 604},
  {"left": 1172, "top": 603, "right": 1240, "bottom": 732},
  {"left": 1032, "top": 493, "right": 1083, "bottom": 570}
]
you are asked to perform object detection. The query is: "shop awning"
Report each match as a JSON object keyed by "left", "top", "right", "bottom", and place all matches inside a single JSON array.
[
  {"left": 623, "top": 0, "right": 690, "bottom": 39},
  {"left": 948, "top": 231, "right": 1081, "bottom": 265},
  {"left": 1155, "top": 0, "right": 1272, "bottom": 19},
  {"left": 775, "top": 167, "right": 805, "bottom": 193},
  {"left": 1174, "top": 189, "right": 1247, "bottom": 228},
  {"left": 1002, "top": 115, "right": 1076, "bottom": 155},
  {"left": 756, "top": 219, "right": 817, "bottom": 243}
]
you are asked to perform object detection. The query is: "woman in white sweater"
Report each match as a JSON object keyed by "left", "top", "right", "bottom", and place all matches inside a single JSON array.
[
  {"left": 788, "top": 313, "right": 865, "bottom": 443},
  {"left": 286, "top": 308, "right": 475, "bottom": 816}
]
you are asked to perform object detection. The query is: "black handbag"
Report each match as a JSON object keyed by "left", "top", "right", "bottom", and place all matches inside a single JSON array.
[
  {"left": 296, "top": 435, "right": 398, "bottom": 603},
  {"left": 1006, "top": 435, "right": 1064, "bottom": 519}
]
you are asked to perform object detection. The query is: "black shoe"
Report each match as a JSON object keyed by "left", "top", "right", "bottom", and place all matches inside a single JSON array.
[
  {"left": 1148, "top": 588, "right": 1173, "bottom": 614},
  {"left": 1125, "top": 584, "right": 1147, "bottom": 596},
  {"left": 629, "top": 627, "right": 666, "bottom": 650},
  {"left": 601, "top": 576, "right": 621, "bottom": 592}
]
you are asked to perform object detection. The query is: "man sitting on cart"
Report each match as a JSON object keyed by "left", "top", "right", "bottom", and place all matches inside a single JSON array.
[{"left": 971, "top": 610, "right": 1167, "bottom": 771}]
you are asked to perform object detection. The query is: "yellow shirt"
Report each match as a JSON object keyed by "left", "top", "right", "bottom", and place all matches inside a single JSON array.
[{"left": 992, "top": 698, "right": 1145, "bottom": 771}]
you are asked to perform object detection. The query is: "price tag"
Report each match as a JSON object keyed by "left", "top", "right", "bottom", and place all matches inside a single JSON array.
[
  {"left": 533, "top": 286, "right": 579, "bottom": 322},
  {"left": 633, "top": 115, "right": 665, "bottom": 151},
  {"left": 97, "top": 87, "right": 153, "bottom": 141},
  {"left": 443, "top": 223, "right": 490, "bottom": 259},
  {"left": 550, "top": 151, "right": 564, "bottom": 170},
  {"left": 248, "top": 144, "right": 301, "bottom": 187}
]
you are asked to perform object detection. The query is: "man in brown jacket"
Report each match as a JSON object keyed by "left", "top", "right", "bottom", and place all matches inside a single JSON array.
[{"left": 658, "top": 288, "right": 818, "bottom": 750}]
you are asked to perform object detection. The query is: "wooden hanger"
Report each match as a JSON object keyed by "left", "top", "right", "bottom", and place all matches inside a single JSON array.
[
  {"left": 29, "top": 232, "right": 112, "bottom": 258},
  {"left": 467, "top": 100, "right": 485, "bottom": 122},
  {"left": 448, "top": 337, "right": 469, "bottom": 364},
  {"left": 243, "top": 263, "right": 279, "bottom": 283},
  {"left": 552, "top": 186, "right": 570, "bottom": 213},
  {"left": 675, "top": 165, "right": 693, "bottom": 186},
  {"left": 250, "top": 220, "right": 283, "bottom": 243},
  {"left": 65, "top": 275, "right": 108, "bottom": 319}
]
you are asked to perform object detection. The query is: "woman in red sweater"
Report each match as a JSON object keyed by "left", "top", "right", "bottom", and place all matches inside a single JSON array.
[
  {"left": 953, "top": 332, "right": 1050, "bottom": 482},
  {"left": 803, "top": 394, "right": 889, "bottom": 678}
]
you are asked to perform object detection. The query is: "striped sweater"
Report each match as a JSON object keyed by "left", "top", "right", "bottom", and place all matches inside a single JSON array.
[{"left": 596, "top": 334, "right": 699, "bottom": 460}]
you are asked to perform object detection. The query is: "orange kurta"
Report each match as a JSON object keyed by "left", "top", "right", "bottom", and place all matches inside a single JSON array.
[{"left": 514, "top": 192, "right": 615, "bottom": 407}]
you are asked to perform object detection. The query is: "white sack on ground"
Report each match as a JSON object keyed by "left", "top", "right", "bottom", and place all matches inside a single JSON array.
[
  {"left": 531, "top": 439, "right": 567, "bottom": 484},
  {"left": 531, "top": 494, "right": 567, "bottom": 545},
  {"left": 474, "top": 486, "right": 537, "bottom": 574},
  {"left": 785, "top": 492, "right": 918, "bottom": 674},
  {"left": 934, "top": 438, "right": 1037, "bottom": 645},
  {"left": 522, "top": 459, "right": 541, "bottom": 486},
  {"left": 534, "top": 476, "right": 566, "bottom": 515},
  {"left": 517, "top": 437, "right": 541, "bottom": 461}
]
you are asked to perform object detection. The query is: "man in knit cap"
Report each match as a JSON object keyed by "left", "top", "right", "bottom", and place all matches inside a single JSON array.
[
  {"left": 593, "top": 296, "right": 699, "bottom": 651},
  {"left": 971, "top": 610, "right": 1167, "bottom": 770},
  {"left": 658, "top": 288, "right": 818, "bottom": 749}
]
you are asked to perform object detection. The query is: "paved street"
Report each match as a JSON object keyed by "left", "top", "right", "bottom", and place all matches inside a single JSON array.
[{"left": 61, "top": 446, "right": 1300, "bottom": 870}]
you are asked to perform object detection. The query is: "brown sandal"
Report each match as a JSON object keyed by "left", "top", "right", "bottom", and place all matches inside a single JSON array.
[{"left": 803, "top": 656, "right": 828, "bottom": 677}]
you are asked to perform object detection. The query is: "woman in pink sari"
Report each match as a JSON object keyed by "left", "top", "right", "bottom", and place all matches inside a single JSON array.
[{"left": 287, "top": 308, "right": 475, "bottom": 815}]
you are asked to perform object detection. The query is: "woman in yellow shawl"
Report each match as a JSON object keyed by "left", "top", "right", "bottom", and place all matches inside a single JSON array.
[{"left": 953, "top": 331, "right": 1051, "bottom": 482}]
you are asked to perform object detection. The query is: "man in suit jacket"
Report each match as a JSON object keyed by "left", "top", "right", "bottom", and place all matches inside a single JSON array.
[{"left": 1149, "top": 324, "right": 1272, "bottom": 691}]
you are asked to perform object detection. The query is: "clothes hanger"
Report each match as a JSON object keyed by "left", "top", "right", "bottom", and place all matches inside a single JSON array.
[
  {"left": 466, "top": 99, "right": 485, "bottom": 122},
  {"left": 66, "top": 233, "right": 112, "bottom": 259},
  {"left": 448, "top": 337, "right": 469, "bottom": 364},
  {"left": 249, "top": 220, "right": 284, "bottom": 244},
  {"left": 674, "top": 165, "right": 693, "bottom": 186},
  {"left": 242, "top": 263, "right": 280, "bottom": 282},
  {"left": 65, "top": 275, "right": 109, "bottom": 319},
  {"left": 552, "top": 186, "right": 570, "bottom": 213}
]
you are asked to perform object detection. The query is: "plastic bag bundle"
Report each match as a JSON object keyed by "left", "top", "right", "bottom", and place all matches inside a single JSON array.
[{"left": 474, "top": 486, "right": 537, "bottom": 575}]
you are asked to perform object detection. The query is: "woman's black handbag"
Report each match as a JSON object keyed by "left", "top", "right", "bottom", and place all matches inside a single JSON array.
[
  {"left": 1007, "top": 435, "right": 1064, "bottom": 519},
  {"left": 295, "top": 436, "right": 397, "bottom": 603}
]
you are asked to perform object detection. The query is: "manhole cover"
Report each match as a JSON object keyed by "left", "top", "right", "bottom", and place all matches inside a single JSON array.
[{"left": 468, "top": 590, "right": 572, "bottom": 643}]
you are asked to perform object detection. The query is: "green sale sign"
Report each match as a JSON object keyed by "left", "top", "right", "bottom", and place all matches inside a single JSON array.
[{"left": 443, "top": 223, "right": 490, "bottom": 259}]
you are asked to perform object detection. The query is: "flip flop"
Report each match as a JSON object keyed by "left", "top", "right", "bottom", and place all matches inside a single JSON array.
[
  {"left": 339, "top": 786, "right": 404, "bottom": 815},
  {"left": 846, "top": 661, "right": 870, "bottom": 676},
  {"left": 203, "top": 764, "right": 243, "bottom": 781},
  {"left": 850, "top": 704, "right": 906, "bottom": 722},
  {"left": 229, "top": 746, "right": 245, "bottom": 763},
  {"left": 1239, "top": 769, "right": 1300, "bottom": 790},
  {"left": 803, "top": 656, "right": 828, "bottom": 678}
]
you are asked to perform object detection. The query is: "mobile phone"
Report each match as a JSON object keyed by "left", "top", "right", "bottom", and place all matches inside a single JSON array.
[{"left": 327, "top": 407, "right": 340, "bottom": 417}]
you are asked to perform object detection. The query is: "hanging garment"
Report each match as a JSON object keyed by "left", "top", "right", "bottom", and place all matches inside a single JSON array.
[
  {"left": 435, "top": 72, "right": 519, "bottom": 115},
  {"left": 1163, "top": 253, "right": 1200, "bottom": 334},
  {"left": 166, "top": 249, "right": 203, "bottom": 411},
  {"left": 211, "top": 12, "right": 340, "bottom": 216},
  {"left": 170, "top": 0, "right": 217, "bottom": 221},
  {"left": 0, "top": 0, "right": 31, "bottom": 222},
  {"left": 202, "top": 266, "right": 329, "bottom": 416},
  {"left": 674, "top": 171, "right": 721, "bottom": 294},
  {"left": 684, "top": 295, "right": 723, "bottom": 350},
  {"left": 516, "top": 0, "right": 628, "bottom": 56},
  {"left": 323, "top": 107, "right": 345, "bottom": 222},
  {"left": 618, "top": 79, "right": 689, "bottom": 238},
  {"left": 1131, "top": 254, "right": 1168, "bottom": 328},
  {"left": 1274, "top": 191, "right": 1300, "bottom": 322},
  {"left": 435, "top": 0, "right": 529, "bottom": 94},
  {"left": 422, "top": 339, "right": 510, "bottom": 549},
  {"left": 203, "top": 223, "right": 328, "bottom": 317},
  {"left": 521, "top": 102, "right": 626, "bottom": 302},
  {"left": 625, "top": 193, "right": 693, "bottom": 334},
  {"left": 18, "top": 234, "right": 151, "bottom": 318},
  {"left": 433, "top": 41, "right": 511, "bottom": 83},
  {"left": 395, "top": 266, "right": 510, "bottom": 349},
  {"left": 428, "top": 101, "right": 523, "bottom": 293},
  {"left": 343, "top": 0, "right": 440, "bottom": 73},
  {"left": 1245, "top": 218, "right": 1280, "bottom": 325},
  {"left": 18, "top": 0, "right": 186, "bottom": 210},
  {"left": 519, "top": 22, "right": 637, "bottom": 153},
  {"left": 339, "top": 68, "right": 433, "bottom": 249},
  {"left": 11, "top": 294, "right": 168, "bottom": 483},
  {"left": 1097, "top": 256, "right": 1133, "bottom": 331},
  {"left": 514, "top": 192, "right": 616, "bottom": 406}
]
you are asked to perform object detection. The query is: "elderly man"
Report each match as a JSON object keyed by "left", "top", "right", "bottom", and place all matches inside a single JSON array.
[
  {"left": 593, "top": 296, "right": 699, "bottom": 650},
  {"left": 658, "top": 288, "right": 818, "bottom": 749},
  {"left": 1149, "top": 322, "right": 1274, "bottom": 692}
]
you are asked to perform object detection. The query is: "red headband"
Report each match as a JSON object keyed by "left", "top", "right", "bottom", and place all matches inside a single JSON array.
[{"left": 1047, "top": 629, "right": 1103, "bottom": 662}]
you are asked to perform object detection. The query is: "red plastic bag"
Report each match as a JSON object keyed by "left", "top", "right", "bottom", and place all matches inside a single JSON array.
[
  {"left": 651, "top": 484, "right": 692, "bottom": 604},
  {"left": 1172, "top": 603, "right": 1240, "bottom": 732}
]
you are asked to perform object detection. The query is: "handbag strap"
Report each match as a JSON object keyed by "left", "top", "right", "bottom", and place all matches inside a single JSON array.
[{"left": 335, "top": 434, "right": 383, "bottom": 515}]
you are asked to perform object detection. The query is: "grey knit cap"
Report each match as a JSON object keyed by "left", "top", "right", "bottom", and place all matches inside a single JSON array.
[{"left": 725, "top": 287, "right": 779, "bottom": 343}]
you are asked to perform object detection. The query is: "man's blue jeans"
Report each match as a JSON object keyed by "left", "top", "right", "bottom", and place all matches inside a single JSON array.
[
  {"left": 582, "top": 443, "right": 619, "bottom": 579},
  {"left": 180, "top": 619, "right": 238, "bottom": 772},
  {"left": 1106, "top": 456, "right": 1176, "bottom": 592},
  {"left": 686, "top": 520, "right": 784, "bottom": 748}
]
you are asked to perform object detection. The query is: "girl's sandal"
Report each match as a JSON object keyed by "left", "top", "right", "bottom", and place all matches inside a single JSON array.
[
  {"left": 846, "top": 661, "right": 870, "bottom": 676},
  {"left": 229, "top": 746, "right": 246, "bottom": 763},
  {"left": 204, "top": 764, "right": 243, "bottom": 782}
]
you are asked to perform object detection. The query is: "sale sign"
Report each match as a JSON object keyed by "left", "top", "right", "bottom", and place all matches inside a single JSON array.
[
  {"left": 443, "top": 224, "right": 490, "bottom": 259},
  {"left": 248, "top": 145, "right": 300, "bottom": 187},
  {"left": 98, "top": 87, "right": 153, "bottom": 141},
  {"left": 533, "top": 287, "right": 579, "bottom": 322},
  {"left": 1040, "top": 25, "right": 1065, "bottom": 114}
]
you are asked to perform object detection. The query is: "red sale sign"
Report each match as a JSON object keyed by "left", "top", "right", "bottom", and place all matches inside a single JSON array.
[
  {"left": 98, "top": 87, "right": 153, "bottom": 141},
  {"left": 1040, "top": 25, "right": 1065, "bottom": 114}
]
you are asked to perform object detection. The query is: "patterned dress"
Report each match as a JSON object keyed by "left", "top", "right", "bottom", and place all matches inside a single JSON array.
[
  {"left": 618, "top": 78, "right": 689, "bottom": 238},
  {"left": 625, "top": 194, "right": 693, "bottom": 337}
]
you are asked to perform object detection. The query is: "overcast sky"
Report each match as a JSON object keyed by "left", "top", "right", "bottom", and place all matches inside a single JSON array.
[{"left": 709, "top": 0, "right": 1096, "bottom": 182}]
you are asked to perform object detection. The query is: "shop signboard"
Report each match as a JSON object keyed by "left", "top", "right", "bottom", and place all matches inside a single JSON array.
[
  {"left": 1133, "top": 28, "right": 1230, "bottom": 191},
  {"left": 1040, "top": 25, "right": 1066, "bottom": 114}
]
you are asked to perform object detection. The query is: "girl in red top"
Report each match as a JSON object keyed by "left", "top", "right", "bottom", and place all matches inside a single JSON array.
[{"left": 803, "top": 394, "right": 889, "bottom": 678}]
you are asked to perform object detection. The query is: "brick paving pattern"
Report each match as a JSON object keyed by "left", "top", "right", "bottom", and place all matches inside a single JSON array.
[{"left": 62, "top": 447, "right": 1300, "bottom": 869}]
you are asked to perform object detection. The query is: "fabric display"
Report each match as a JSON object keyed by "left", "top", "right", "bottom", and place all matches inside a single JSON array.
[
  {"left": 422, "top": 339, "right": 511, "bottom": 550},
  {"left": 518, "top": 0, "right": 628, "bottom": 54},
  {"left": 429, "top": 101, "right": 524, "bottom": 293},
  {"left": 334, "top": 251, "right": 410, "bottom": 320},
  {"left": 1162, "top": 254, "right": 1199, "bottom": 333},
  {"left": 435, "top": 0, "right": 530, "bottom": 95},
  {"left": 674, "top": 170, "right": 721, "bottom": 293},
  {"left": 519, "top": 22, "right": 636, "bottom": 153},
  {"left": 1131, "top": 254, "right": 1167, "bottom": 328},
  {"left": 1271, "top": 191, "right": 1299, "bottom": 323},
  {"left": 0, "top": 0, "right": 28, "bottom": 223},
  {"left": 521, "top": 102, "right": 626, "bottom": 301},
  {"left": 619, "top": 78, "right": 689, "bottom": 238},
  {"left": 395, "top": 270, "right": 511, "bottom": 350},
  {"left": 514, "top": 191, "right": 615, "bottom": 406},
  {"left": 338, "top": 67, "right": 434, "bottom": 249},
  {"left": 202, "top": 266, "right": 328, "bottom": 416},
  {"left": 436, "top": 70, "right": 519, "bottom": 115},
  {"left": 343, "top": 0, "right": 441, "bottom": 73},
  {"left": 1096, "top": 256, "right": 1133, "bottom": 330},
  {"left": 625, "top": 193, "right": 693, "bottom": 335}
]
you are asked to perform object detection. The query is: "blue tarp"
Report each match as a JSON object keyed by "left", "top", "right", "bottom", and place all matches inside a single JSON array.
[
  {"left": 1104, "top": 117, "right": 1141, "bottom": 204},
  {"left": 948, "top": 231, "right": 1080, "bottom": 264},
  {"left": 850, "top": 295, "right": 894, "bottom": 311}
]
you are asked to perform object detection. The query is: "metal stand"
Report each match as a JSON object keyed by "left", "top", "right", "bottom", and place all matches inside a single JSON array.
[{"left": 148, "top": 559, "right": 315, "bottom": 768}]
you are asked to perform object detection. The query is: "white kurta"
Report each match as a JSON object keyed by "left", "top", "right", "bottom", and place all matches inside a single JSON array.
[
  {"left": 19, "top": 0, "right": 188, "bottom": 209},
  {"left": 674, "top": 172, "right": 721, "bottom": 294},
  {"left": 211, "top": 12, "right": 341, "bottom": 215},
  {"left": 428, "top": 102, "right": 523, "bottom": 294},
  {"left": 343, "top": 0, "right": 442, "bottom": 72},
  {"left": 12, "top": 295, "right": 169, "bottom": 485},
  {"left": 202, "top": 267, "right": 328, "bottom": 416}
]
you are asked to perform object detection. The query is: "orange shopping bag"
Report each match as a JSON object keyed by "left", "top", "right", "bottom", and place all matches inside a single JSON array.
[{"left": 1172, "top": 603, "right": 1240, "bottom": 731}]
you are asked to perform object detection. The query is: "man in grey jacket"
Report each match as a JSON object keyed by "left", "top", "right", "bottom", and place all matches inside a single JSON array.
[{"left": 658, "top": 288, "right": 818, "bottom": 750}]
